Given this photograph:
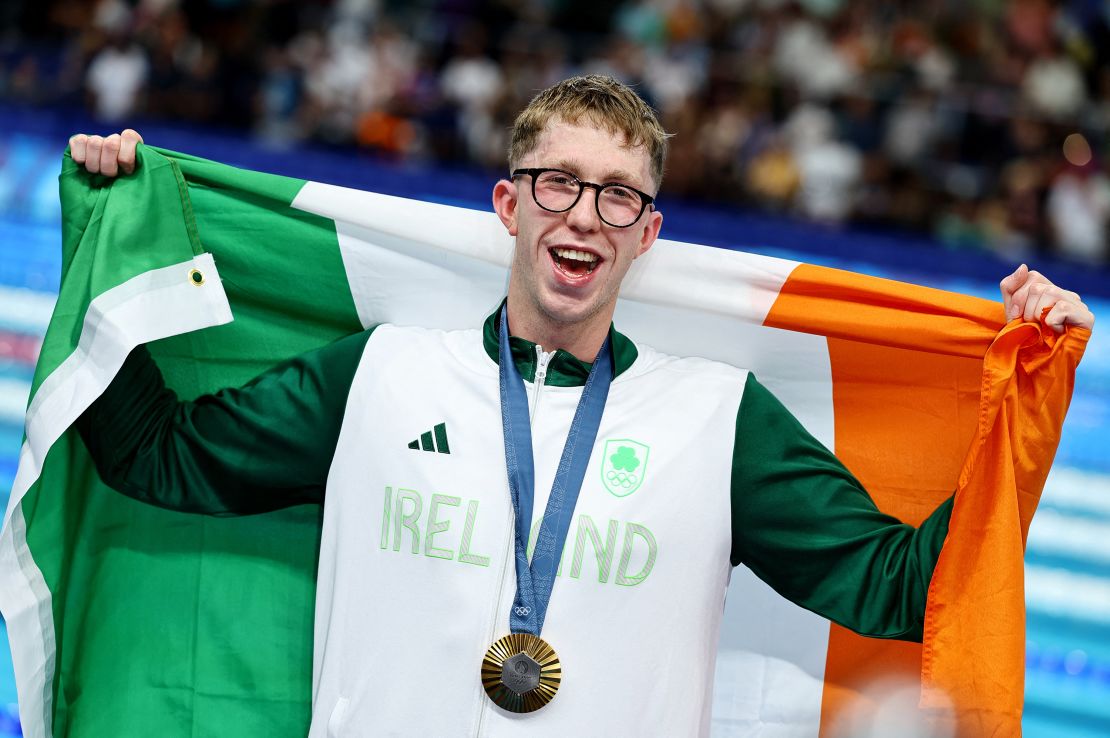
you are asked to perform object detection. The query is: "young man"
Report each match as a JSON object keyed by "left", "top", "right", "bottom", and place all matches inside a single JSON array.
[{"left": 72, "top": 76, "right": 1093, "bottom": 735}]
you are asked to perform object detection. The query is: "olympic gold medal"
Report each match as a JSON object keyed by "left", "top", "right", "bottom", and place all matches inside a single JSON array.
[{"left": 480, "top": 633, "right": 561, "bottom": 713}]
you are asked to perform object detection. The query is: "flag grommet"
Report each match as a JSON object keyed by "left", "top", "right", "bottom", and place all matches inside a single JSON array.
[{"left": 189, "top": 269, "right": 205, "bottom": 286}]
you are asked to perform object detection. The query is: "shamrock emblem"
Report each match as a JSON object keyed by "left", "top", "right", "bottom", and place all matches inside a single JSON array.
[
  {"left": 610, "top": 446, "right": 641, "bottom": 472},
  {"left": 601, "top": 440, "right": 650, "bottom": 497}
]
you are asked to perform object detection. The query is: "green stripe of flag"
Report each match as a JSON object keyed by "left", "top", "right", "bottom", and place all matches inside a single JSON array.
[{"left": 19, "top": 145, "right": 364, "bottom": 737}]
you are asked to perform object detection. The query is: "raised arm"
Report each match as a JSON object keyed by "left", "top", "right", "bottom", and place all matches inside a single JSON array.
[
  {"left": 729, "top": 373, "right": 950, "bottom": 642},
  {"left": 731, "top": 269, "right": 1092, "bottom": 641},
  {"left": 67, "top": 128, "right": 379, "bottom": 514},
  {"left": 76, "top": 330, "right": 374, "bottom": 515}
]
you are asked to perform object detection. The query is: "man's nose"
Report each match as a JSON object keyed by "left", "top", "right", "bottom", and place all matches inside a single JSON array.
[{"left": 566, "top": 187, "right": 602, "bottom": 231}]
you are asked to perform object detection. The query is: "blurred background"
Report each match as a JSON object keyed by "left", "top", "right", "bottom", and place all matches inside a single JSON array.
[{"left": 1, "top": 0, "right": 1109, "bottom": 736}]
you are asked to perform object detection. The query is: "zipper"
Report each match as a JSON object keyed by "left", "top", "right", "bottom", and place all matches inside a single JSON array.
[
  {"left": 476, "top": 346, "right": 551, "bottom": 737},
  {"left": 530, "top": 346, "right": 551, "bottom": 423}
]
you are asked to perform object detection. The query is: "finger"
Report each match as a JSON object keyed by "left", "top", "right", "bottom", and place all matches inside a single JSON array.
[
  {"left": 1049, "top": 299, "right": 1095, "bottom": 332},
  {"left": 1008, "top": 269, "right": 1048, "bottom": 320},
  {"left": 70, "top": 134, "right": 88, "bottom": 164},
  {"left": 119, "top": 129, "right": 143, "bottom": 175},
  {"left": 999, "top": 264, "right": 1028, "bottom": 318},
  {"left": 1076, "top": 305, "right": 1095, "bottom": 331},
  {"left": 1043, "top": 302, "right": 1075, "bottom": 334},
  {"left": 100, "top": 134, "right": 121, "bottom": 177},
  {"left": 84, "top": 135, "right": 104, "bottom": 174},
  {"left": 1023, "top": 285, "right": 1060, "bottom": 324}
]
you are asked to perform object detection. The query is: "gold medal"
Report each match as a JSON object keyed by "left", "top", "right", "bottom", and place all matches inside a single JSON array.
[{"left": 480, "top": 633, "right": 561, "bottom": 713}]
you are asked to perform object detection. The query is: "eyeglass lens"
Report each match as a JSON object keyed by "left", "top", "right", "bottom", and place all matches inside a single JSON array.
[{"left": 533, "top": 170, "right": 644, "bottom": 227}]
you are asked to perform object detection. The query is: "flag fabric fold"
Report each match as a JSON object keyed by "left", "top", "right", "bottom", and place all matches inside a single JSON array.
[
  {"left": 922, "top": 320, "right": 1089, "bottom": 736},
  {"left": 0, "top": 145, "right": 1087, "bottom": 737}
]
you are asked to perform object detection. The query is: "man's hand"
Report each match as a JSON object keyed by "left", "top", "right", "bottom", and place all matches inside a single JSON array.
[
  {"left": 1000, "top": 264, "right": 1095, "bottom": 334},
  {"left": 69, "top": 129, "right": 144, "bottom": 177}
]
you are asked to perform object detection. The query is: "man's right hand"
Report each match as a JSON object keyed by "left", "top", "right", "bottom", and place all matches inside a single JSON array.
[{"left": 69, "top": 129, "right": 144, "bottom": 177}]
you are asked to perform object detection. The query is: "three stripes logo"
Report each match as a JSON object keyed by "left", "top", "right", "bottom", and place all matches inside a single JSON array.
[{"left": 408, "top": 422, "right": 451, "bottom": 455}]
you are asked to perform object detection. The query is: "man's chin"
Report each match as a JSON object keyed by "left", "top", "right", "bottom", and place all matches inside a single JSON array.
[{"left": 538, "top": 291, "right": 607, "bottom": 327}]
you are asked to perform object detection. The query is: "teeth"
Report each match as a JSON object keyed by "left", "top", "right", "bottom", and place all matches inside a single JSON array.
[{"left": 553, "top": 248, "right": 599, "bottom": 263}]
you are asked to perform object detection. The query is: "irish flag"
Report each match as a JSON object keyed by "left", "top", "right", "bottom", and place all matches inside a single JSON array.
[{"left": 0, "top": 146, "right": 1088, "bottom": 737}]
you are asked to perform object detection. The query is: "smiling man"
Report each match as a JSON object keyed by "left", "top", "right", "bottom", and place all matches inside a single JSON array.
[
  {"left": 494, "top": 87, "right": 663, "bottom": 361},
  {"left": 71, "top": 75, "right": 1094, "bottom": 736}
]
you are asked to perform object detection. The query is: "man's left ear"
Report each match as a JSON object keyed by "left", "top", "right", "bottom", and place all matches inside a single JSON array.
[
  {"left": 492, "top": 179, "right": 519, "bottom": 236},
  {"left": 636, "top": 209, "right": 663, "bottom": 258}
]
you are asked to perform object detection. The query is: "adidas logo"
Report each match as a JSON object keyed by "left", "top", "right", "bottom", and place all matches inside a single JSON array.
[{"left": 408, "top": 422, "right": 451, "bottom": 455}]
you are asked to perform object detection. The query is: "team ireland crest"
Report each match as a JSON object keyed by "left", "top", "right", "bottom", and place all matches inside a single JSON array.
[{"left": 601, "top": 439, "right": 650, "bottom": 497}]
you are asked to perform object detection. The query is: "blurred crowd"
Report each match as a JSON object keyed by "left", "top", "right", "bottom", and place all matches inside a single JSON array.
[{"left": 4, "top": 0, "right": 1110, "bottom": 263}]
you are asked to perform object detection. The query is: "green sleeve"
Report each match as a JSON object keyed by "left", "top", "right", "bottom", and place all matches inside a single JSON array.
[
  {"left": 730, "top": 373, "right": 954, "bottom": 642},
  {"left": 76, "top": 328, "right": 376, "bottom": 516}
]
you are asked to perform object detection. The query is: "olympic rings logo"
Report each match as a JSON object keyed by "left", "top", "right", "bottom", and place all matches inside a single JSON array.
[
  {"left": 606, "top": 469, "right": 639, "bottom": 489},
  {"left": 514, "top": 606, "right": 532, "bottom": 616}
]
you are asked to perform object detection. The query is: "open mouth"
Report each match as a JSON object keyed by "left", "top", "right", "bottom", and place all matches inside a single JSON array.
[{"left": 550, "top": 247, "right": 600, "bottom": 279}]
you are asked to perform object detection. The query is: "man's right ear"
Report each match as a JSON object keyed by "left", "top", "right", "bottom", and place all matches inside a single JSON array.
[{"left": 492, "top": 179, "right": 519, "bottom": 236}]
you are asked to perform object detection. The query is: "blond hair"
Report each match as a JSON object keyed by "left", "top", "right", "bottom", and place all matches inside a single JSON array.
[{"left": 508, "top": 75, "right": 670, "bottom": 190}]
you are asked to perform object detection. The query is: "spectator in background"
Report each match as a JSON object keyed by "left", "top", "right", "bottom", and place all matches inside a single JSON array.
[
  {"left": 1023, "top": 49, "right": 1088, "bottom": 120},
  {"left": 256, "top": 46, "right": 305, "bottom": 145},
  {"left": 304, "top": 22, "right": 374, "bottom": 143},
  {"left": 1047, "top": 155, "right": 1110, "bottom": 264},
  {"left": 883, "top": 89, "right": 938, "bottom": 167},
  {"left": 746, "top": 133, "right": 800, "bottom": 210},
  {"left": 5, "top": 0, "right": 1110, "bottom": 267},
  {"left": 85, "top": 9, "right": 148, "bottom": 122},
  {"left": 785, "top": 102, "right": 862, "bottom": 223},
  {"left": 440, "top": 24, "right": 504, "bottom": 166}
]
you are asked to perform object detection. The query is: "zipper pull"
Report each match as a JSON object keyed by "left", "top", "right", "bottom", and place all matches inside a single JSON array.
[
  {"left": 534, "top": 345, "right": 550, "bottom": 385},
  {"left": 530, "top": 346, "right": 551, "bottom": 425}
]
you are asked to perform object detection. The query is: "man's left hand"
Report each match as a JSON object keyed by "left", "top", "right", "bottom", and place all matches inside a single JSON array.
[{"left": 1000, "top": 264, "right": 1095, "bottom": 334}]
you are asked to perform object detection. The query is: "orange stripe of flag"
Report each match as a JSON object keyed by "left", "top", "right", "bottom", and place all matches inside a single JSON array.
[
  {"left": 921, "top": 321, "right": 1088, "bottom": 736},
  {"left": 763, "top": 263, "right": 1088, "bottom": 737}
]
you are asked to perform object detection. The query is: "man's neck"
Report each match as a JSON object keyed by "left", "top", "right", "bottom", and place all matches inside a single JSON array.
[{"left": 505, "top": 293, "right": 612, "bottom": 362}]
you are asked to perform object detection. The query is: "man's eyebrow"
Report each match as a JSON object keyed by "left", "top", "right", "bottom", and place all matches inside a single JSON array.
[{"left": 553, "top": 160, "right": 642, "bottom": 188}]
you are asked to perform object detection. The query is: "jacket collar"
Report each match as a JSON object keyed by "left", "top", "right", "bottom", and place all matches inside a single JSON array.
[{"left": 480, "top": 303, "right": 637, "bottom": 387}]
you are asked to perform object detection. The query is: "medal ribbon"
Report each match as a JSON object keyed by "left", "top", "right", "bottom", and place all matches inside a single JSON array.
[{"left": 498, "top": 307, "right": 612, "bottom": 636}]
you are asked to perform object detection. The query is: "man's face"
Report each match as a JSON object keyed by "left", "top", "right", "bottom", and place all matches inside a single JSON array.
[{"left": 494, "top": 119, "right": 663, "bottom": 333}]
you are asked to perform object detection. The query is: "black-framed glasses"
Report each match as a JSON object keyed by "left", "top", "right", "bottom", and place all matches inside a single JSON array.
[{"left": 512, "top": 168, "right": 655, "bottom": 228}]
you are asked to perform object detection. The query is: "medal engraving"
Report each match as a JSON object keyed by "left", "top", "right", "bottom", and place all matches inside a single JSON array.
[
  {"left": 501, "top": 652, "right": 541, "bottom": 694},
  {"left": 481, "top": 633, "right": 561, "bottom": 713}
]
